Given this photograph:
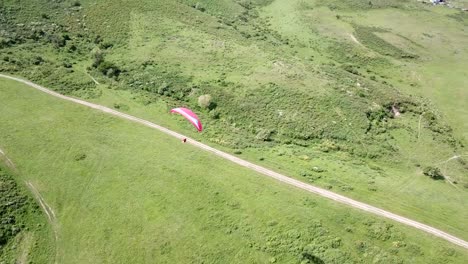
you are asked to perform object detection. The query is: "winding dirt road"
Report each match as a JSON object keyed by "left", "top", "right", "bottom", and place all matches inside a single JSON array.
[{"left": 1, "top": 73, "right": 467, "bottom": 249}]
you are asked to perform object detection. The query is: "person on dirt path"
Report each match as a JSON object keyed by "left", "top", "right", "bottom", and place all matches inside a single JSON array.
[{"left": 182, "top": 138, "right": 187, "bottom": 143}]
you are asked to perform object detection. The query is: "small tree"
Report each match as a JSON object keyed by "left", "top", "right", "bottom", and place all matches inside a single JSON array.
[
  {"left": 32, "top": 56, "right": 44, "bottom": 65},
  {"left": 423, "top": 166, "right": 444, "bottom": 180},
  {"left": 256, "top": 129, "right": 272, "bottom": 141},
  {"left": 97, "top": 61, "right": 121, "bottom": 78},
  {"left": 92, "top": 48, "right": 104, "bottom": 67},
  {"left": 198, "top": 94, "right": 216, "bottom": 110},
  {"left": 209, "top": 109, "right": 220, "bottom": 119}
]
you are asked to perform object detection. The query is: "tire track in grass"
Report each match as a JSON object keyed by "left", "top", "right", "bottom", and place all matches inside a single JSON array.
[
  {"left": 1, "top": 73, "right": 467, "bottom": 249},
  {"left": 0, "top": 147, "right": 16, "bottom": 170},
  {"left": 25, "top": 181, "right": 59, "bottom": 264},
  {"left": 1, "top": 145, "right": 59, "bottom": 262}
]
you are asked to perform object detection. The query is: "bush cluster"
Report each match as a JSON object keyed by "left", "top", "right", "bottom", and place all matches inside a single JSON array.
[{"left": 0, "top": 169, "right": 37, "bottom": 247}]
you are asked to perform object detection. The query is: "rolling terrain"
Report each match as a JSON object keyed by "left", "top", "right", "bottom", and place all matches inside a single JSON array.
[
  {"left": 1, "top": 75, "right": 468, "bottom": 263},
  {"left": 1, "top": 73, "right": 467, "bottom": 250},
  {"left": 1, "top": 0, "right": 467, "bottom": 263}
]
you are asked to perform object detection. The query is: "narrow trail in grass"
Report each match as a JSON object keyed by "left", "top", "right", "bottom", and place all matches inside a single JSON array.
[
  {"left": 0, "top": 146, "right": 15, "bottom": 170},
  {"left": 349, "top": 33, "right": 362, "bottom": 46},
  {"left": 1, "top": 73, "right": 467, "bottom": 250},
  {"left": 85, "top": 71, "right": 100, "bottom": 85},
  {"left": 0, "top": 146, "right": 57, "bottom": 262},
  {"left": 25, "top": 181, "right": 59, "bottom": 264}
]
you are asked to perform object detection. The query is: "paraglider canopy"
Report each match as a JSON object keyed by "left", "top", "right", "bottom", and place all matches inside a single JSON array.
[{"left": 170, "top": 107, "right": 203, "bottom": 132}]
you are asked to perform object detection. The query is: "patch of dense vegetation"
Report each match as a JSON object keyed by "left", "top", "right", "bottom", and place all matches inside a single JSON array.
[
  {"left": 423, "top": 166, "right": 445, "bottom": 180},
  {"left": 0, "top": 167, "right": 51, "bottom": 262},
  {"left": 352, "top": 25, "right": 418, "bottom": 59},
  {"left": 0, "top": 1, "right": 97, "bottom": 96},
  {"left": 319, "top": 0, "right": 419, "bottom": 11},
  {"left": 0, "top": 169, "right": 31, "bottom": 246}
]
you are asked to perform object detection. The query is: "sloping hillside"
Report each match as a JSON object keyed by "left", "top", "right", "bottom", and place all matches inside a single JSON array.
[
  {"left": 1, "top": 0, "right": 467, "bottom": 259},
  {"left": 1, "top": 77, "right": 468, "bottom": 263}
]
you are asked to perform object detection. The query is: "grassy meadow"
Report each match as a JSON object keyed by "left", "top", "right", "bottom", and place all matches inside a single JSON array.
[
  {"left": 2, "top": 75, "right": 468, "bottom": 263},
  {"left": 1, "top": 0, "right": 468, "bottom": 262}
]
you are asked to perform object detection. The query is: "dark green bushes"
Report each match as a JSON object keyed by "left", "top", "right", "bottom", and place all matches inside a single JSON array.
[
  {"left": 353, "top": 26, "right": 418, "bottom": 59},
  {"left": 0, "top": 37, "right": 16, "bottom": 48},
  {"left": 91, "top": 49, "right": 121, "bottom": 78},
  {"left": 97, "top": 61, "right": 121, "bottom": 78},
  {"left": 198, "top": 94, "right": 217, "bottom": 110},
  {"left": 423, "top": 112, "right": 452, "bottom": 134},
  {"left": 423, "top": 166, "right": 444, "bottom": 180},
  {"left": 0, "top": 168, "right": 38, "bottom": 247},
  {"left": 123, "top": 62, "right": 193, "bottom": 100},
  {"left": 319, "top": 0, "right": 416, "bottom": 11}
]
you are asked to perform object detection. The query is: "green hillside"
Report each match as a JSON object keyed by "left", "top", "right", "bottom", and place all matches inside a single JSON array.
[
  {"left": 1, "top": 0, "right": 467, "bottom": 262},
  {"left": 1, "top": 77, "right": 468, "bottom": 263}
]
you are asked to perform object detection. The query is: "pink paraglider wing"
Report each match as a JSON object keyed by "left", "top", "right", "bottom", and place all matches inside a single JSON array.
[{"left": 170, "top": 107, "right": 203, "bottom": 132}]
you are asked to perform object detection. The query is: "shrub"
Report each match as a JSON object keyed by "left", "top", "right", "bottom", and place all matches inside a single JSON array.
[
  {"left": 74, "top": 153, "right": 86, "bottom": 161},
  {"left": 319, "top": 140, "right": 339, "bottom": 152},
  {"left": 256, "top": 128, "right": 273, "bottom": 141},
  {"left": 342, "top": 64, "right": 359, "bottom": 75},
  {"left": 48, "top": 34, "right": 67, "bottom": 48},
  {"left": 63, "top": 61, "right": 72, "bottom": 68},
  {"left": 0, "top": 169, "right": 34, "bottom": 247},
  {"left": 157, "top": 83, "right": 169, "bottom": 95},
  {"left": 198, "top": 94, "right": 216, "bottom": 110},
  {"left": 91, "top": 48, "right": 104, "bottom": 67},
  {"left": 32, "top": 56, "right": 44, "bottom": 65},
  {"left": 301, "top": 252, "right": 325, "bottom": 264},
  {"left": 68, "top": 45, "right": 77, "bottom": 52},
  {"left": 238, "top": 0, "right": 254, "bottom": 9},
  {"left": 423, "top": 166, "right": 444, "bottom": 180},
  {"left": 100, "top": 42, "right": 113, "bottom": 49},
  {"left": 97, "top": 61, "right": 121, "bottom": 78},
  {"left": 312, "top": 166, "right": 325, "bottom": 173},
  {"left": 209, "top": 109, "right": 220, "bottom": 119},
  {"left": 193, "top": 2, "right": 206, "bottom": 12},
  {"left": 0, "top": 37, "right": 13, "bottom": 48},
  {"left": 62, "top": 34, "right": 71, "bottom": 41},
  {"left": 113, "top": 103, "right": 129, "bottom": 111},
  {"left": 94, "top": 35, "right": 103, "bottom": 44}
]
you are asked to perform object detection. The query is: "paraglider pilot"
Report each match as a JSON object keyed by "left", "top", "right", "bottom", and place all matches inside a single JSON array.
[{"left": 170, "top": 107, "right": 202, "bottom": 144}]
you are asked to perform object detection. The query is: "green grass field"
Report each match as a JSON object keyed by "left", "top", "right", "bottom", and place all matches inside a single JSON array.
[
  {"left": 84, "top": 81, "right": 468, "bottom": 243},
  {"left": 1, "top": 0, "right": 468, "bottom": 262},
  {"left": 1, "top": 78, "right": 468, "bottom": 263}
]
